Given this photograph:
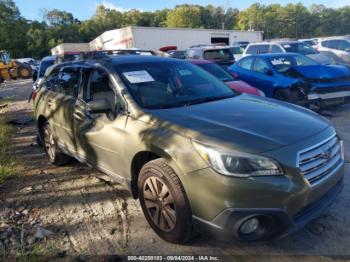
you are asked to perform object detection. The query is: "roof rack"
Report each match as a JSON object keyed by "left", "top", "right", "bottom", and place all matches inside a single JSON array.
[{"left": 78, "top": 49, "right": 157, "bottom": 61}]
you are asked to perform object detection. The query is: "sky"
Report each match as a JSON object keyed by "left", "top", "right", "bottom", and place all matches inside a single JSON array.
[{"left": 16, "top": 0, "right": 350, "bottom": 21}]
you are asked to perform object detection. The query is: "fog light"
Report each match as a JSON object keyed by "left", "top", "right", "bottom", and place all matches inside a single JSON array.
[{"left": 240, "top": 217, "right": 260, "bottom": 235}]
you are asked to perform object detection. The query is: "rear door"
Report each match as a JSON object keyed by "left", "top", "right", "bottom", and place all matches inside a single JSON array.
[
  {"left": 251, "top": 58, "right": 275, "bottom": 96},
  {"left": 73, "top": 67, "right": 128, "bottom": 180},
  {"left": 234, "top": 57, "right": 254, "bottom": 83}
]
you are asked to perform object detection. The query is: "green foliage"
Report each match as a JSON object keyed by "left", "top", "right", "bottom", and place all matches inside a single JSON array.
[
  {"left": 0, "top": 112, "right": 15, "bottom": 184},
  {"left": 0, "top": 0, "right": 350, "bottom": 59}
]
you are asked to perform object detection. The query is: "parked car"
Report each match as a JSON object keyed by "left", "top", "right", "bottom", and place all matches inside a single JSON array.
[
  {"left": 32, "top": 56, "right": 56, "bottom": 88},
  {"left": 33, "top": 53, "right": 344, "bottom": 244},
  {"left": 233, "top": 41, "right": 250, "bottom": 50},
  {"left": 244, "top": 41, "right": 332, "bottom": 65},
  {"left": 185, "top": 46, "right": 235, "bottom": 69},
  {"left": 316, "top": 37, "right": 350, "bottom": 67},
  {"left": 229, "top": 45, "right": 244, "bottom": 61},
  {"left": 299, "top": 38, "right": 318, "bottom": 47},
  {"left": 228, "top": 53, "right": 350, "bottom": 107},
  {"left": 16, "top": 58, "right": 38, "bottom": 71},
  {"left": 189, "top": 59, "right": 264, "bottom": 96}
]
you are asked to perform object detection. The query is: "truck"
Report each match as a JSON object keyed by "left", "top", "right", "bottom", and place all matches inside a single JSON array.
[{"left": 0, "top": 50, "right": 32, "bottom": 84}]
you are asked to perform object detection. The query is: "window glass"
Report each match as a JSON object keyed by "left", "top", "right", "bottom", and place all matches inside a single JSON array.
[
  {"left": 253, "top": 58, "right": 270, "bottom": 73},
  {"left": 39, "top": 59, "right": 55, "bottom": 78},
  {"left": 271, "top": 45, "right": 283, "bottom": 53},
  {"left": 269, "top": 55, "right": 318, "bottom": 73},
  {"left": 185, "top": 50, "right": 196, "bottom": 59},
  {"left": 229, "top": 46, "right": 244, "bottom": 55},
  {"left": 321, "top": 40, "right": 329, "bottom": 47},
  {"left": 327, "top": 40, "right": 339, "bottom": 49},
  {"left": 338, "top": 40, "right": 350, "bottom": 51},
  {"left": 114, "top": 61, "right": 235, "bottom": 109},
  {"left": 199, "top": 63, "right": 235, "bottom": 82},
  {"left": 87, "top": 70, "right": 116, "bottom": 109},
  {"left": 203, "top": 49, "right": 234, "bottom": 61},
  {"left": 281, "top": 43, "right": 318, "bottom": 55},
  {"left": 238, "top": 57, "right": 254, "bottom": 70},
  {"left": 45, "top": 69, "right": 60, "bottom": 90},
  {"left": 56, "top": 68, "right": 80, "bottom": 97},
  {"left": 245, "top": 44, "right": 270, "bottom": 54}
]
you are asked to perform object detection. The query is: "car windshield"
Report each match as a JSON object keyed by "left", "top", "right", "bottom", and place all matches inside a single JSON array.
[
  {"left": 203, "top": 49, "right": 234, "bottom": 61},
  {"left": 115, "top": 61, "right": 235, "bottom": 109},
  {"left": 281, "top": 43, "right": 318, "bottom": 55},
  {"left": 229, "top": 46, "right": 244, "bottom": 55},
  {"left": 199, "top": 63, "right": 235, "bottom": 82},
  {"left": 39, "top": 59, "right": 55, "bottom": 77},
  {"left": 269, "top": 55, "right": 319, "bottom": 73}
]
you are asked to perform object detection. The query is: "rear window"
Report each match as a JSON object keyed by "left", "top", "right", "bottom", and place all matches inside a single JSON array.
[
  {"left": 245, "top": 44, "right": 270, "bottom": 54},
  {"left": 39, "top": 60, "right": 54, "bottom": 78},
  {"left": 237, "top": 57, "right": 254, "bottom": 70},
  {"left": 281, "top": 43, "right": 318, "bottom": 55},
  {"left": 203, "top": 49, "right": 234, "bottom": 61}
]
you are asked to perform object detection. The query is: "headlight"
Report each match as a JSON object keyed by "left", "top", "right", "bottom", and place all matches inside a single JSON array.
[{"left": 192, "top": 141, "right": 283, "bottom": 178}]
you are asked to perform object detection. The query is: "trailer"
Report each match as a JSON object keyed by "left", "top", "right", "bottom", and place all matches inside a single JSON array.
[
  {"left": 51, "top": 43, "right": 90, "bottom": 55},
  {"left": 89, "top": 26, "right": 263, "bottom": 51}
]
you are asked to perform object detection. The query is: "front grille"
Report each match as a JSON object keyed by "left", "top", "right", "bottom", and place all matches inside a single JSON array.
[{"left": 298, "top": 134, "right": 342, "bottom": 186}]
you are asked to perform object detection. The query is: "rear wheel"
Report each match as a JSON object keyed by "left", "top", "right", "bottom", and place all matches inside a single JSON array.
[
  {"left": 138, "top": 158, "right": 193, "bottom": 244},
  {"left": 42, "top": 123, "right": 70, "bottom": 166}
]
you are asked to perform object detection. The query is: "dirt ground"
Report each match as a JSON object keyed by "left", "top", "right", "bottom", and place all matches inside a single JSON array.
[{"left": 0, "top": 80, "right": 350, "bottom": 261}]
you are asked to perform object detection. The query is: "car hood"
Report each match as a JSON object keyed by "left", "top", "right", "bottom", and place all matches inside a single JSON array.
[
  {"left": 307, "top": 53, "right": 332, "bottom": 65},
  {"left": 293, "top": 65, "right": 350, "bottom": 80},
  {"left": 226, "top": 81, "right": 259, "bottom": 95},
  {"left": 148, "top": 95, "right": 329, "bottom": 154}
]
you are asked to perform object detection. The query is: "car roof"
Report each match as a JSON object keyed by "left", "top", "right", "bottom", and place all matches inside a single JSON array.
[
  {"left": 41, "top": 56, "right": 56, "bottom": 62},
  {"left": 110, "top": 55, "right": 181, "bottom": 66},
  {"left": 273, "top": 41, "right": 300, "bottom": 45},
  {"left": 187, "top": 59, "right": 213, "bottom": 65},
  {"left": 245, "top": 53, "right": 300, "bottom": 58}
]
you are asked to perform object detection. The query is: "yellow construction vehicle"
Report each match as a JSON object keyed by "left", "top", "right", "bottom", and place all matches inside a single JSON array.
[{"left": 0, "top": 50, "right": 32, "bottom": 84}]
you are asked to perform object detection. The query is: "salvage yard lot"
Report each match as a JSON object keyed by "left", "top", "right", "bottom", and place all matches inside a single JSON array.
[{"left": 0, "top": 79, "right": 349, "bottom": 260}]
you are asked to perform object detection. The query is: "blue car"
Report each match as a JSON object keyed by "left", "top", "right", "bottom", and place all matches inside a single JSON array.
[{"left": 228, "top": 53, "right": 350, "bottom": 106}]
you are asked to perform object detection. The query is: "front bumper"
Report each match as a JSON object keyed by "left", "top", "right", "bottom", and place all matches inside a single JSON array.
[
  {"left": 308, "top": 90, "right": 350, "bottom": 101},
  {"left": 193, "top": 178, "right": 344, "bottom": 241}
]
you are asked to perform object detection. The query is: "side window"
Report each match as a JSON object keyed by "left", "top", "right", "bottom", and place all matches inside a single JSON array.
[
  {"left": 86, "top": 69, "right": 125, "bottom": 111},
  {"left": 238, "top": 57, "right": 254, "bottom": 70},
  {"left": 45, "top": 69, "right": 60, "bottom": 90},
  {"left": 245, "top": 45, "right": 270, "bottom": 54},
  {"left": 253, "top": 58, "right": 270, "bottom": 73},
  {"left": 186, "top": 50, "right": 196, "bottom": 59},
  {"left": 57, "top": 68, "right": 81, "bottom": 97},
  {"left": 321, "top": 40, "right": 329, "bottom": 48},
  {"left": 327, "top": 40, "right": 339, "bottom": 49},
  {"left": 271, "top": 45, "right": 283, "bottom": 53},
  {"left": 338, "top": 40, "right": 350, "bottom": 51}
]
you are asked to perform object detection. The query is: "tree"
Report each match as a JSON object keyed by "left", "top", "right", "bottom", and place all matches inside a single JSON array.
[{"left": 166, "top": 5, "right": 202, "bottom": 28}]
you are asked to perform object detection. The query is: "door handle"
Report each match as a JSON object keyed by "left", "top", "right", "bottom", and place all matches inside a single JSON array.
[{"left": 73, "top": 112, "right": 85, "bottom": 122}]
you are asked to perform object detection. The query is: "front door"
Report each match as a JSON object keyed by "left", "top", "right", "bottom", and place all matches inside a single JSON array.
[{"left": 73, "top": 67, "right": 128, "bottom": 179}]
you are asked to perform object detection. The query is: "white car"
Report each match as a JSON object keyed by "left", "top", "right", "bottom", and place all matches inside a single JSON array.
[
  {"left": 316, "top": 37, "right": 350, "bottom": 67},
  {"left": 243, "top": 41, "right": 333, "bottom": 65}
]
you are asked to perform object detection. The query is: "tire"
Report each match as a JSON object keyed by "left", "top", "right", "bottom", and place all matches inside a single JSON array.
[
  {"left": 274, "top": 89, "right": 293, "bottom": 102},
  {"left": 41, "top": 123, "right": 71, "bottom": 166},
  {"left": 138, "top": 158, "right": 193, "bottom": 244},
  {"left": 17, "top": 66, "right": 31, "bottom": 79}
]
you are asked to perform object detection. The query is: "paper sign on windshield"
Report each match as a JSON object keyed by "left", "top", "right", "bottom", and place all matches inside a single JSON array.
[{"left": 123, "top": 70, "right": 155, "bottom": 84}]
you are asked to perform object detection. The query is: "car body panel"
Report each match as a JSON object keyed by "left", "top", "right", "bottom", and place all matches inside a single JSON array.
[{"left": 33, "top": 55, "right": 344, "bottom": 241}]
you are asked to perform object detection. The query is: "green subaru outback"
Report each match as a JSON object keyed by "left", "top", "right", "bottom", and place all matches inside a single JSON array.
[{"left": 33, "top": 54, "right": 345, "bottom": 243}]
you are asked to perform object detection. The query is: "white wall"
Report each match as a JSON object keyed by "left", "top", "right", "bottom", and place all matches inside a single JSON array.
[{"left": 132, "top": 27, "right": 263, "bottom": 50}]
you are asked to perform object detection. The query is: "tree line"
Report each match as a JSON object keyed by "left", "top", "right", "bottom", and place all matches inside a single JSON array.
[{"left": 0, "top": 0, "right": 349, "bottom": 59}]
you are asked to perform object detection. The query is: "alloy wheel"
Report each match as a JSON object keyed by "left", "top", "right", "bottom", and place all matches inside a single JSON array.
[{"left": 143, "top": 176, "right": 177, "bottom": 232}]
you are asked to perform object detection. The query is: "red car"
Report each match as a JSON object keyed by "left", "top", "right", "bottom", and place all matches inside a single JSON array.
[{"left": 189, "top": 59, "right": 265, "bottom": 96}]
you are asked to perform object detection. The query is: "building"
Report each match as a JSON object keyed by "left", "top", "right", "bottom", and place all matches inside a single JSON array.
[{"left": 51, "top": 26, "right": 263, "bottom": 54}]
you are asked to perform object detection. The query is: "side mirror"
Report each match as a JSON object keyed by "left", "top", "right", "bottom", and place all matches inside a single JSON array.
[
  {"left": 264, "top": 68, "right": 274, "bottom": 76},
  {"left": 87, "top": 98, "right": 112, "bottom": 114},
  {"left": 32, "top": 70, "right": 38, "bottom": 82}
]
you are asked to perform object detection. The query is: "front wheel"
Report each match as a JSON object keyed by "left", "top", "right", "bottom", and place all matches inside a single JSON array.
[{"left": 138, "top": 159, "right": 193, "bottom": 244}]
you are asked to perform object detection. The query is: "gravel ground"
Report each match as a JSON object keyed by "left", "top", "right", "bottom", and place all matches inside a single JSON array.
[{"left": 0, "top": 80, "right": 349, "bottom": 261}]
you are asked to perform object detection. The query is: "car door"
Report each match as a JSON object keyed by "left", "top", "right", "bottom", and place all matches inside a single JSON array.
[
  {"left": 73, "top": 67, "right": 128, "bottom": 180},
  {"left": 251, "top": 58, "right": 275, "bottom": 96},
  {"left": 234, "top": 57, "right": 254, "bottom": 84}
]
